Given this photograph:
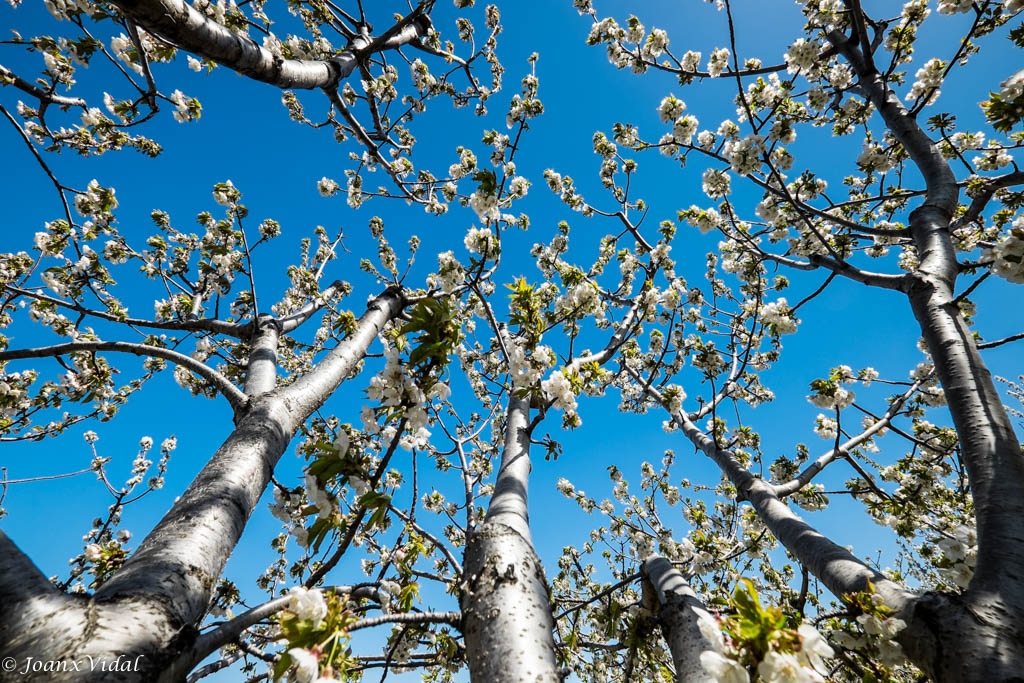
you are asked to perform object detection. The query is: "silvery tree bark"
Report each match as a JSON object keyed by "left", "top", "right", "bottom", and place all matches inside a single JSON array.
[
  {"left": 109, "top": 0, "right": 433, "bottom": 90},
  {"left": 826, "top": 22, "right": 1024, "bottom": 680},
  {"left": 460, "top": 395, "right": 561, "bottom": 683},
  {"left": 650, "top": 14, "right": 1024, "bottom": 680},
  {"left": 0, "top": 289, "right": 406, "bottom": 683},
  {"left": 641, "top": 555, "right": 715, "bottom": 683}
]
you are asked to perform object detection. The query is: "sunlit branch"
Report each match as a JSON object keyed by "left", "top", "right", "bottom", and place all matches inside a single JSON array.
[
  {"left": 0, "top": 466, "right": 95, "bottom": 486},
  {"left": 953, "top": 170, "right": 1024, "bottom": 231},
  {"left": 806, "top": 254, "right": 907, "bottom": 290},
  {"left": 108, "top": 0, "right": 432, "bottom": 90},
  {"left": 844, "top": 0, "right": 877, "bottom": 75},
  {"left": 485, "top": 395, "right": 533, "bottom": 540},
  {"left": 614, "top": 211, "right": 653, "bottom": 252},
  {"left": 348, "top": 610, "right": 461, "bottom": 632},
  {"left": 243, "top": 318, "right": 280, "bottom": 396},
  {"left": 0, "top": 340, "right": 247, "bottom": 411},
  {"left": 284, "top": 286, "right": 406, "bottom": 413},
  {"left": 641, "top": 555, "right": 717, "bottom": 681},
  {"left": 312, "top": 234, "right": 344, "bottom": 282},
  {"left": 277, "top": 279, "right": 349, "bottom": 334},
  {"left": 183, "top": 652, "right": 242, "bottom": 683},
  {"left": 0, "top": 64, "right": 87, "bottom": 108},
  {"left": 624, "top": 366, "right": 915, "bottom": 613},
  {"left": 561, "top": 266, "right": 652, "bottom": 380},
  {"left": 978, "top": 331, "right": 1024, "bottom": 350},
  {"left": 773, "top": 380, "right": 924, "bottom": 497},
  {"left": 830, "top": 31, "right": 958, "bottom": 213},
  {"left": 186, "top": 584, "right": 376, "bottom": 666},
  {"left": 4, "top": 286, "right": 249, "bottom": 337},
  {"left": 124, "top": 19, "right": 160, "bottom": 106}
]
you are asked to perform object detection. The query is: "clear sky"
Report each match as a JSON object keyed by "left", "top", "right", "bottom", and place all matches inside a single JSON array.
[{"left": 1, "top": 0, "right": 1022, "bottom": 679}]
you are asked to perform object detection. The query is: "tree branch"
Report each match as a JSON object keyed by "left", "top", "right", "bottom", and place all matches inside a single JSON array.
[
  {"left": 978, "top": 331, "right": 1024, "bottom": 350},
  {"left": 0, "top": 63, "right": 87, "bottom": 108},
  {"left": 641, "top": 555, "right": 717, "bottom": 682},
  {"left": 243, "top": 317, "right": 280, "bottom": 396},
  {"left": 806, "top": 254, "right": 907, "bottom": 291},
  {"left": 0, "top": 339, "right": 248, "bottom": 411},
  {"left": 953, "top": 170, "right": 1024, "bottom": 231},
  {"left": 627, "top": 367, "right": 915, "bottom": 614},
  {"left": 484, "top": 394, "right": 533, "bottom": 542},
  {"left": 4, "top": 286, "right": 249, "bottom": 338},
  {"left": 108, "top": 0, "right": 431, "bottom": 90},
  {"left": 94, "top": 289, "right": 406, "bottom": 667},
  {"left": 277, "top": 279, "right": 348, "bottom": 334},
  {"left": 348, "top": 610, "right": 462, "bottom": 632},
  {"left": 182, "top": 584, "right": 378, "bottom": 667},
  {"left": 773, "top": 380, "right": 923, "bottom": 497},
  {"left": 283, "top": 286, "right": 407, "bottom": 413}
]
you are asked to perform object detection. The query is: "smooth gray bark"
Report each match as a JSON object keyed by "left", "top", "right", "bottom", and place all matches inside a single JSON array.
[
  {"left": 673, "top": 405, "right": 914, "bottom": 613},
  {"left": 829, "top": 22, "right": 1024, "bottom": 680},
  {"left": 461, "top": 395, "right": 560, "bottom": 682},
  {"left": 0, "top": 340, "right": 247, "bottom": 411},
  {"left": 109, "top": 0, "right": 431, "bottom": 90},
  {"left": 641, "top": 555, "right": 714, "bottom": 683},
  {"left": 0, "top": 289, "right": 406, "bottom": 682},
  {"left": 243, "top": 316, "right": 280, "bottom": 395}
]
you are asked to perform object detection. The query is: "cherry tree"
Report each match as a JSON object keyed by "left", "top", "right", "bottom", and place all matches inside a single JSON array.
[
  {"left": 547, "top": 0, "right": 1024, "bottom": 681},
  {"left": 1, "top": 0, "right": 1023, "bottom": 682},
  {"left": 0, "top": 1, "right": 564, "bottom": 681}
]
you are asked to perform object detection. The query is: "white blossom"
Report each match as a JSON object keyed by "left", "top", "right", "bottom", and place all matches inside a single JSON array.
[
  {"left": 758, "top": 651, "right": 821, "bottom": 683},
  {"left": 84, "top": 544, "right": 103, "bottom": 562},
  {"left": 707, "top": 47, "right": 730, "bottom": 78},
  {"left": 464, "top": 226, "right": 495, "bottom": 254},
  {"left": 287, "top": 648, "right": 320, "bottom": 683},
  {"left": 701, "top": 651, "right": 749, "bottom": 683},
  {"left": 317, "top": 177, "right": 340, "bottom": 197},
  {"left": 658, "top": 95, "right": 686, "bottom": 123},
  {"left": 702, "top": 169, "right": 731, "bottom": 198},
  {"left": 542, "top": 370, "right": 577, "bottom": 411},
  {"left": 287, "top": 586, "right": 328, "bottom": 627}
]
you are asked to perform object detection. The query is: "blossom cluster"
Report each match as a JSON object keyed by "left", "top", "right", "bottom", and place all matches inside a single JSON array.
[
  {"left": 700, "top": 617, "right": 835, "bottom": 683},
  {"left": 807, "top": 366, "right": 869, "bottom": 410},
  {"left": 933, "top": 524, "right": 978, "bottom": 589},
  {"left": 541, "top": 369, "right": 577, "bottom": 412},
  {"left": 758, "top": 298, "right": 798, "bottom": 335},
  {"left": 905, "top": 58, "right": 945, "bottom": 104},
  {"left": 986, "top": 218, "right": 1024, "bottom": 283},
  {"left": 364, "top": 345, "right": 436, "bottom": 450}
]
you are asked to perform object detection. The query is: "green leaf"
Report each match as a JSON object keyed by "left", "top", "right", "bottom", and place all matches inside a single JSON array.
[
  {"left": 472, "top": 169, "right": 497, "bottom": 194},
  {"left": 732, "top": 578, "right": 763, "bottom": 622}
]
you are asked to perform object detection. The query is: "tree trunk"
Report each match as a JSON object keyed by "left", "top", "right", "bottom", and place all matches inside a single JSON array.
[
  {"left": 902, "top": 590, "right": 1024, "bottom": 682},
  {"left": 109, "top": 0, "right": 431, "bottom": 90},
  {"left": 460, "top": 395, "right": 560, "bottom": 682},
  {"left": 641, "top": 555, "right": 714, "bottom": 683},
  {"left": 0, "top": 290, "right": 405, "bottom": 682}
]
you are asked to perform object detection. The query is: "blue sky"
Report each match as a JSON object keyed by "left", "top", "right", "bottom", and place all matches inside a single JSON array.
[{"left": 2, "top": 0, "right": 1022, "bottom": 678}]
